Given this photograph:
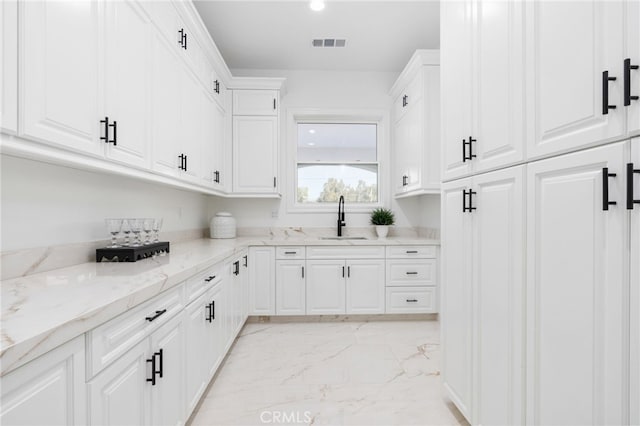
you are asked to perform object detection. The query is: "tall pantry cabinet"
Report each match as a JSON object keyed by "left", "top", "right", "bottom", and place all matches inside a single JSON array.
[{"left": 441, "top": 1, "right": 640, "bottom": 425}]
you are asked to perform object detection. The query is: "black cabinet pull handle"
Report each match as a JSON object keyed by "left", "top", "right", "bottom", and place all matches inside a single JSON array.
[
  {"left": 602, "top": 71, "right": 617, "bottom": 114},
  {"left": 463, "top": 189, "right": 477, "bottom": 212},
  {"left": 273, "top": 98, "right": 276, "bottom": 110},
  {"left": 214, "top": 80, "right": 220, "bottom": 94},
  {"left": 462, "top": 136, "right": 477, "bottom": 162},
  {"left": 627, "top": 163, "right": 640, "bottom": 210},
  {"left": 233, "top": 261, "right": 240, "bottom": 276},
  {"left": 178, "top": 154, "right": 185, "bottom": 171},
  {"left": 402, "top": 94, "right": 408, "bottom": 107},
  {"left": 211, "top": 301, "right": 215, "bottom": 320},
  {"left": 145, "top": 309, "right": 167, "bottom": 322},
  {"left": 406, "top": 271, "right": 418, "bottom": 275},
  {"left": 156, "top": 349, "right": 163, "bottom": 378},
  {"left": 624, "top": 58, "right": 639, "bottom": 106},
  {"left": 406, "top": 299, "right": 418, "bottom": 303},
  {"left": 178, "top": 29, "right": 184, "bottom": 47},
  {"left": 100, "top": 117, "right": 109, "bottom": 143},
  {"left": 274, "top": 177, "right": 277, "bottom": 188},
  {"left": 402, "top": 175, "right": 408, "bottom": 186},
  {"left": 206, "top": 303, "right": 212, "bottom": 322},
  {"left": 342, "top": 266, "right": 345, "bottom": 278},
  {"left": 347, "top": 266, "right": 351, "bottom": 278},
  {"left": 602, "top": 167, "right": 617, "bottom": 210},
  {"left": 146, "top": 355, "right": 156, "bottom": 385},
  {"left": 243, "top": 255, "right": 248, "bottom": 267},
  {"left": 214, "top": 170, "right": 220, "bottom": 183},
  {"left": 110, "top": 121, "right": 117, "bottom": 146},
  {"left": 406, "top": 250, "right": 418, "bottom": 254},
  {"left": 301, "top": 266, "right": 305, "bottom": 278},
  {"left": 184, "top": 155, "right": 188, "bottom": 171},
  {"left": 284, "top": 251, "right": 297, "bottom": 254},
  {"left": 204, "top": 275, "right": 216, "bottom": 282}
]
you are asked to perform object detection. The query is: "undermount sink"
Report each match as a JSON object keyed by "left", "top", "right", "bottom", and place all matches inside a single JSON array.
[{"left": 320, "top": 236, "right": 369, "bottom": 240}]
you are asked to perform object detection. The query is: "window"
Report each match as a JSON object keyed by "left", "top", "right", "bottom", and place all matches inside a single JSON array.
[{"left": 296, "top": 123, "right": 379, "bottom": 205}]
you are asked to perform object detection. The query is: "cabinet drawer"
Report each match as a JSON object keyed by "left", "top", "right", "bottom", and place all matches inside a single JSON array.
[
  {"left": 386, "top": 259, "right": 437, "bottom": 286},
  {"left": 275, "top": 246, "right": 305, "bottom": 260},
  {"left": 87, "top": 285, "right": 184, "bottom": 377},
  {"left": 386, "top": 245, "right": 436, "bottom": 259},
  {"left": 385, "top": 286, "right": 437, "bottom": 313},
  {"left": 185, "top": 265, "right": 222, "bottom": 305},
  {"left": 306, "top": 245, "right": 385, "bottom": 259}
]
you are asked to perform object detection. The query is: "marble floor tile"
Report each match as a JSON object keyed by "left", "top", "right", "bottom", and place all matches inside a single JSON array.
[{"left": 190, "top": 320, "right": 468, "bottom": 426}]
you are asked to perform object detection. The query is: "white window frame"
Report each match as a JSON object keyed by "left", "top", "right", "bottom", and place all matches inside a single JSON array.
[{"left": 285, "top": 108, "right": 390, "bottom": 214}]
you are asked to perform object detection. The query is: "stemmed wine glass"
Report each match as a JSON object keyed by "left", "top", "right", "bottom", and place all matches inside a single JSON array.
[
  {"left": 129, "top": 218, "right": 144, "bottom": 247},
  {"left": 152, "top": 218, "right": 163, "bottom": 243},
  {"left": 143, "top": 218, "right": 154, "bottom": 245},
  {"left": 105, "top": 219, "right": 123, "bottom": 248},
  {"left": 121, "top": 219, "right": 132, "bottom": 247}
]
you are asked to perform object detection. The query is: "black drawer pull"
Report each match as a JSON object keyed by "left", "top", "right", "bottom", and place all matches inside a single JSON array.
[
  {"left": 284, "top": 251, "right": 297, "bottom": 254},
  {"left": 204, "top": 275, "right": 216, "bottom": 282},
  {"left": 406, "top": 299, "right": 418, "bottom": 303},
  {"left": 602, "top": 71, "right": 617, "bottom": 114},
  {"left": 145, "top": 309, "right": 167, "bottom": 322},
  {"left": 146, "top": 355, "right": 156, "bottom": 385},
  {"left": 628, "top": 163, "right": 640, "bottom": 210},
  {"left": 624, "top": 58, "right": 639, "bottom": 106},
  {"left": 302, "top": 266, "right": 305, "bottom": 278},
  {"left": 243, "top": 255, "right": 248, "bottom": 267},
  {"left": 406, "top": 272, "right": 418, "bottom": 275},
  {"left": 233, "top": 261, "right": 240, "bottom": 276},
  {"left": 406, "top": 250, "right": 418, "bottom": 254},
  {"left": 156, "top": 349, "right": 163, "bottom": 378}
]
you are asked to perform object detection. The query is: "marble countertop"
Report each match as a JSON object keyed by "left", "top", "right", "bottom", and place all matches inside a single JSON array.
[{"left": 0, "top": 236, "right": 438, "bottom": 376}]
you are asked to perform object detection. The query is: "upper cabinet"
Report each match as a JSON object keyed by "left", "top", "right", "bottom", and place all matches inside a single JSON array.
[
  {"left": 524, "top": 1, "right": 628, "bottom": 160},
  {"left": 390, "top": 50, "right": 440, "bottom": 197},
  {"left": 20, "top": 0, "right": 103, "bottom": 156},
  {"left": 231, "top": 87, "right": 284, "bottom": 195},
  {"left": 1, "top": 0, "right": 17, "bottom": 134},
  {"left": 626, "top": 1, "right": 640, "bottom": 136},
  {"left": 441, "top": 0, "right": 525, "bottom": 181}
]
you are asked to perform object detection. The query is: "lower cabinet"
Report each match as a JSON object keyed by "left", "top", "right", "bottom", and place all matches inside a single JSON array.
[
  {"left": 305, "top": 259, "right": 385, "bottom": 315},
  {"left": 248, "top": 247, "right": 276, "bottom": 315},
  {"left": 88, "top": 312, "right": 185, "bottom": 426},
  {"left": 0, "top": 336, "right": 86, "bottom": 426},
  {"left": 276, "top": 260, "right": 306, "bottom": 315}
]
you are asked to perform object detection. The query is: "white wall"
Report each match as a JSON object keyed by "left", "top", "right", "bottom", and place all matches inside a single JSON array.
[
  {"left": 1, "top": 155, "right": 209, "bottom": 251},
  {"left": 212, "top": 68, "right": 440, "bottom": 230}
]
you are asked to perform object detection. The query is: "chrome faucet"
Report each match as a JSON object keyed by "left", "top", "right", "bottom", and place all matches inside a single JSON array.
[{"left": 337, "top": 195, "right": 346, "bottom": 237}]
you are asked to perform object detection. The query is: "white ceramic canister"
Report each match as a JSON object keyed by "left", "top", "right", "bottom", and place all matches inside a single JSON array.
[{"left": 210, "top": 212, "right": 236, "bottom": 239}]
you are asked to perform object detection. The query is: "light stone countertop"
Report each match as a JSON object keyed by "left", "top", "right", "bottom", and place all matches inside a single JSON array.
[{"left": 0, "top": 236, "right": 439, "bottom": 376}]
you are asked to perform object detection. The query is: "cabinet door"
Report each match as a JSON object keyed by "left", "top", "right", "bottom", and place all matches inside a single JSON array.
[
  {"left": 526, "top": 142, "right": 627, "bottom": 425},
  {"left": 525, "top": 1, "right": 625, "bottom": 160},
  {"left": 440, "top": 177, "right": 473, "bottom": 421},
  {"left": 306, "top": 260, "right": 346, "bottom": 315},
  {"left": 276, "top": 260, "right": 306, "bottom": 315},
  {"left": 178, "top": 69, "right": 203, "bottom": 182},
  {"left": 393, "top": 114, "right": 409, "bottom": 194},
  {"left": 183, "top": 293, "right": 208, "bottom": 416},
  {"left": 232, "top": 116, "right": 278, "bottom": 193},
  {"left": 1, "top": 0, "right": 17, "bottom": 134},
  {"left": 473, "top": 0, "right": 525, "bottom": 173},
  {"left": 104, "top": 0, "right": 151, "bottom": 169},
  {"left": 211, "top": 99, "right": 226, "bottom": 190},
  {"left": 151, "top": 30, "right": 181, "bottom": 177},
  {"left": 627, "top": 1, "right": 640, "bottom": 136},
  {"left": 471, "top": 166, "right": 525, "bottom": 425},
  {"left": 441, "top": 0, "right": 474, "bottom": 181},
  {"left": 403, "top": 103, "right": 423, "bottom": 193},
  {"left": 346, "top": 260, "right": 385, "bottom": 314},
  {"left": 88, "top": 340, "right": 150, "bottom": 426},
  {"left": 21, "top": 0, "right": 102, "bottom": 155},
  {"left": 1, "top": 336, "right": 85, "bottom": 426},
  {"left": 149, "top": 315, "right": 185, "bottom": 426},
  {"left": 630, "top": 137, "right": 640, "bottom": 425},
  {"left": 233, "top": 90, "right": 278, "bottom": 116},
  {"left": 205, "top": 284, "right": 224, "bottom": 378},
  {"left": 201, "top": 92, "right": 225, "bottom": 189},
  {"left": 248, "top": 247, "right": 275, "bottom": 315}
]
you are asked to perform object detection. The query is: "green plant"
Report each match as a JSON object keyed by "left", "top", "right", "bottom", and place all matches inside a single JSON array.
[{"left": 370, "top": 208, "right": 395, "bottom": 226}]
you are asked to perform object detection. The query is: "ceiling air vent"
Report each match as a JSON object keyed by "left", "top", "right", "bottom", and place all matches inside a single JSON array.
[{"left": 312, "top": 38, "right": 347, "bottom": 48}]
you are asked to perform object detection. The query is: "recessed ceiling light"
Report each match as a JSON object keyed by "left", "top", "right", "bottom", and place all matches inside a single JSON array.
[
  {"left": 309, "top": 129, "right": 316, "bottom": 134},
  {"left": 309, "top": 0, "right": 325, "bottom": 12}
]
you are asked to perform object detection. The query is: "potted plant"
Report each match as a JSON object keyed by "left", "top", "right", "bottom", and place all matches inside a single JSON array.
[{"left": 370, "top": 208, "right": 395, "bottom": 239}]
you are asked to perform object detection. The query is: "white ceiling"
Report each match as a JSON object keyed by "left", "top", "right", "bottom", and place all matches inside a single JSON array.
[{"left": 193, "top": 1, "right": 440, "bottom": 72}]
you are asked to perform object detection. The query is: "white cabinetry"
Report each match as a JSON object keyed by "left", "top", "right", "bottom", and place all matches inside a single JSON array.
[
  {"left": 248, "top": 246, "right": 276, "bottom": 315},
  {"left": 628, "top": 4, "right": 640, "bottom": 136},
  {"left": 0, "top": 336, "right": 86, "bottom": 426},
  {"left": 275, "top": 260, "right": 306, "bottom": 315},
  {"left": 385, "top": 246, "right": 438, "bottom": 314},
  {"left": 441, "top": 166, "right": 525, "bottom": 424},
  {"left": 345, "top": 260, "right": 385, "bottom": 314},
  {"left": 306, "top": 260, "right": 346, "bottom": 315},
  {"left": 1, "top": 0, "right": 17, "bottom": 134},
  {"left": 20, "top": 0, "right": 102, "bottom": 156},
  {"left": 390, "top": 51, "right": 440, "bottom": 196},
  {"left": 526, "top": 143, "right": 628, "bottom": 425},
  {"left": 441, "top": 0, "right": 525, "bottom": 181},
  {"left": 231, "top": 89, "right": 280, "bottom": 194},
  {"left": 630, "top": 137, "right": 640, "bottom": 425}
]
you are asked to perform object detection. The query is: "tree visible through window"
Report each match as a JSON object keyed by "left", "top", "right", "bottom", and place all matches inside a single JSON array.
[{"left": 297, "top": 123, "right": 378, "bottom": 204}]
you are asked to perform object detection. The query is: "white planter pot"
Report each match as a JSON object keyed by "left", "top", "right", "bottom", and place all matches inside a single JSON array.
[{"left": 375, "top": 225, "right": 389, "bottom": 239}]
